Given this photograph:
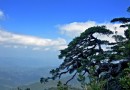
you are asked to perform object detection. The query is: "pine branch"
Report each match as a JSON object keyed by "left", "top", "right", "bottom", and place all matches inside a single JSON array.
[{"left": 65, "top": 72, "right": 77, "bottom": 85}]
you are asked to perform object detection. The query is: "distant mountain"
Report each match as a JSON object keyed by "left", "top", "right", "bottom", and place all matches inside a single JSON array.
[
  {"left": 0, "top": 57, "right": 58, "bottom": 89},
  {"left": 0, "top": 66, "right": 54, "bottom": 90},
  {"left": 12, "top": 76, "right": 85, "bottom": 90},
  {"left": 0, "top": 57, "right": 89, "bottom": 90}
]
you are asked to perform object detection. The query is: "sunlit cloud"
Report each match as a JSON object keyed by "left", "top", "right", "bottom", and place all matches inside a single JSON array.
[
  {"left": 58, "top": 21, "right": 127, "bottom": 38},
  {"left": 58, "top": 21, "right": 127, "bottom": 43},
  {"left": 0, "top": 29, "right": 67, "bottom": 51},
  {"left": 58, "top": 21, "right": 96, "bottom": 37},
  {"left": 0, "top": 21, "right": 127, "bottom": 51}
]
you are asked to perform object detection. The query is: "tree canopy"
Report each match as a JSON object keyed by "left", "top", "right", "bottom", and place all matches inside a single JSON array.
[{"left": 41, "top": 7, "right": 130, "bottom": 90}]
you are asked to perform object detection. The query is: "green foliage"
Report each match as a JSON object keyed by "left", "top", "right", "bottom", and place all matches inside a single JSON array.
[
  {"left": 17, "top": 87, "right": 31, "bottom": 90},
  {"left": 112, "top": 35, "right": 125, "bottom": 42},
  {"left": 120, "top": 76, "right": 130, "bottom": 89},
  {"left": 42, "top": 6, "right": 130, "bottom": 90},
  {"left": 57, "top": 81, "right": 68, "bottom": 90},
  {"left": 111, "top": 17, "right": 130, "bottom": 23},
  {"left": 44, "top": 25, "right": 115, "bottom": 86},
  {"left": 119, "top": 64, "right": 130, "bottom": 89},
  {"left": 25, "top": 88, "right": 30, "bottom": 90},
  {"left": 44, "top": 23, "right": 129, "bottom": 89},
  {"left": 17, "top": 87, "right": 22, "bottom": 90},
  {"left": 86, "top": 80, "right": 106, "bottom": 90}
]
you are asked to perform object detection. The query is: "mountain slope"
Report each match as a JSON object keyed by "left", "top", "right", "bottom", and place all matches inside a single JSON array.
[{"left": 13, "top": 75, "right": 89, "bottom": 90}]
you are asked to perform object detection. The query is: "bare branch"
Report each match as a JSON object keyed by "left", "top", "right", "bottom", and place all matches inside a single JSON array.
[
  {"left": 65, "top": 72, "right": 77, "bottom": 85},
  {"left": 58, "top": 69, "right": 70, "bottom": 79}
]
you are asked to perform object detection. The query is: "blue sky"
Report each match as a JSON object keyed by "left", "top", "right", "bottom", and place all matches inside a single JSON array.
[{"left": 0, "top": 0, "right": 130, "bottom": 67}]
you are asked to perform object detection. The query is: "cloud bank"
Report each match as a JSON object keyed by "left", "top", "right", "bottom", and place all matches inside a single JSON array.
[
  {"left": 0, "top": 20, "right": 127, "bottom": 51},
  {"left": 0, "top": 29, "right": 67, "bottom": 51},
  {"left": 58, "top": 21, "right": 127, "bottom": 43},
  {"left": 58, "top": 21, "right": 126, "bottom": 38}
]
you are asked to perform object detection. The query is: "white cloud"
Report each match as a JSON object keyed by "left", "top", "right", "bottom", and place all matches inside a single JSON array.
[
  {"left": 0, "top": 21, "right": 127, "bottom": 51},
  {"left": 58, "top": 21, "right": 127, "bottom": 38},
  {"left": 0, "top": 10, "right": 5, "bottom": 20},
  {"left": 32, "top": 47, "right": 41, "bottom": 51},
  {"left": 53, "top": 45, "right": 68, "bottom": 51},
  {"left": 58, "top": 21, "right": 96, "bottom": 37},
  {"left": 58, "top": 21, "right": 128, "bottom": 44},
  {"left": 0, "top": 29, "right": 67, "bottom": 50}
]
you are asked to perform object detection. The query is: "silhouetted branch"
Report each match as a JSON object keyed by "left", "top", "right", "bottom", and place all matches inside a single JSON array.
[
  {"left": 65, "top": 72, "right": 77, "bottom": 85},
  {"left": 111, "top": 17, "right": 130, "bottom": 23},
  {"left": 59, "top": 69, "right": 70, "bottom": 79}
]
